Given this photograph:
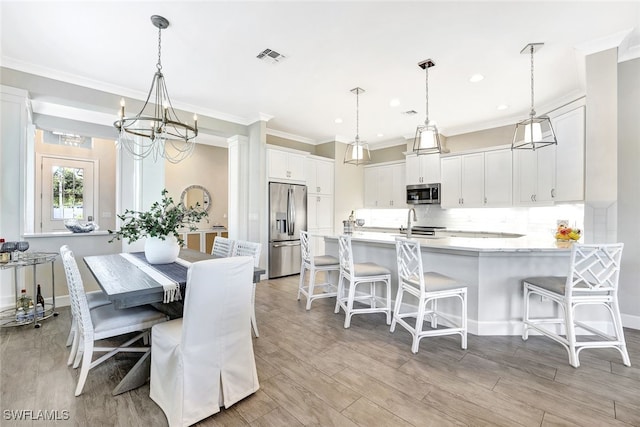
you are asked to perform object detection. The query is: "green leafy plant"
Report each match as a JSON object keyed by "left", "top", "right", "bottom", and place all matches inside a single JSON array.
[{"left": 108, "top": 189, "right": 208, "bottom": 245}]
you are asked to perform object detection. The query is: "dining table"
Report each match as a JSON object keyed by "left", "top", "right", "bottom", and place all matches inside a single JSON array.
[{"left": 83, "top": 248, "right": 265, "bottom": 395}]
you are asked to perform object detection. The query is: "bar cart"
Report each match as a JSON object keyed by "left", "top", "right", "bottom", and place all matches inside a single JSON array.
[{"left": 0, "top": 252, "right": 59, "bottom": 328}]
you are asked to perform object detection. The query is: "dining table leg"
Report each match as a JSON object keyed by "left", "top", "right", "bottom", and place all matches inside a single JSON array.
[{"left": 112, "top": 349, "right": 151, "bottom": 395}]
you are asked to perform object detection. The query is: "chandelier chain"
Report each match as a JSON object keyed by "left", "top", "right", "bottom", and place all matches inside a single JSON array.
[{"left": 157, "top": 25, "right": 163, "bottom": 71}]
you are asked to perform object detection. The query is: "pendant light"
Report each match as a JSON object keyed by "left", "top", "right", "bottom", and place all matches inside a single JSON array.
[
  {"left": 412, "top": 59, "right": 441, "bottom": 155},
  {"left": 512, "top": 43, "right": 557, "bottom": 151},
  {"left": 114, "top": 15, "right": 198, "bottom": 163},
  {"left": 343, "top": 87, "right": 372, "bottom": 165}
]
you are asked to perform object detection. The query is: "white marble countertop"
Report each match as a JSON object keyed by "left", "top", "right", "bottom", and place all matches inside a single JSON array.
[{"left": 324, "top": 231, "right": 574, "bottom": 253}]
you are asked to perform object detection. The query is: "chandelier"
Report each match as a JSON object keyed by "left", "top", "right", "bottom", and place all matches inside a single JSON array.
[
  {"left": 512, "top": 43, "right": 557, "bottom": 151},
  {"left": 343, "top": 87, "right": 372, "bottom": 165},
  {"left": 412, "top": 59, "right": 441, "bottom": 155},
  {"left": 114, "top": 15, "right": 198, "bottom": 163}
]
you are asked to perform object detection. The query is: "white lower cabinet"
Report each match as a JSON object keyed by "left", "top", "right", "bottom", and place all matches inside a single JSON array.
[
  {"left": 364, "top": 162, "right": 405, "bottom": 208},
  {"left": 308, "top": 194, "right": 333, "bottom": 230}
]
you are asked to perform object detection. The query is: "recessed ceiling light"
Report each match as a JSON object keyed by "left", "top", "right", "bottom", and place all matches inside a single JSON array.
[
  {"left": 469, "top": 74, "right": 484, "bottom": 83},
  {"left": 389, "top": 98, "right": 400, "bottom": 107},
  {"left": 334, "top": 118, "right": 343, "bottom": 124},
  {"left": 377, "top": 133, "right": 384, "bottom": 137},
  {"left": 497, "top": 104, "right": 509, "bottom": 110}
]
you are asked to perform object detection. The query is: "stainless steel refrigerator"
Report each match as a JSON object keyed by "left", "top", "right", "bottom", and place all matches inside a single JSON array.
[{"left": 268, "top": 182, "right": 307, "bottom": 278}]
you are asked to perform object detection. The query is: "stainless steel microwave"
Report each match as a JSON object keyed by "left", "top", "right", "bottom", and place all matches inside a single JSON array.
[{"left": 406, "top": 183, "right": 441, "bottom": 205}]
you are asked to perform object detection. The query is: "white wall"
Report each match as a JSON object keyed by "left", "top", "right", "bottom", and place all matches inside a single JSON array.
[{"left": 617, "top": 57, "right": 640, "bottom": 329}]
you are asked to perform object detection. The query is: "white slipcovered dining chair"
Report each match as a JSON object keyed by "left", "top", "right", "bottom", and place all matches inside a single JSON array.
[
  {"left": 522, "top": 243, "right": 631, "bottom": 368},
  {"left": 60, "top": 245, "right": 112, "bottom": 361},
  {"left": 150, "top": 257, "right": 259, "bottom": 427},
  {"left": 60, "top": 248, "right": 167, "bottom": 396},
  {"left": 298, "top": 230, "right": 340, "bottom": 310},
  {"left": 212, "top": 236, "right": 235, "bottom": 258},
  {"left": 392, "top": 237, "right": 467, "bottom": 353},
  {"left": 232, "top": 240, "right": 262, "bottom": 337},
  {"left": 334, "top": 234, "right": 392, "bottom": 328}
]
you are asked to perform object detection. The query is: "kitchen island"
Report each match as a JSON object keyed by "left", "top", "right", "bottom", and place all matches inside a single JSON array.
[{"left": 324, "top": 232, "right": 589, "bottom": 336}]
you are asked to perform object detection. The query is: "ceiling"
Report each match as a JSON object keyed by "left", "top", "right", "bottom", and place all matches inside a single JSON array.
[{"left": 1, "top": 1, "right": 639, "bottom": 148}]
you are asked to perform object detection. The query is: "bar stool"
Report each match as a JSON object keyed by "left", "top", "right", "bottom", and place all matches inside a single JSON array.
[
  {"left": 392, "top": 237, "right": 467, "bottom": 353},
  {"left": 522, "top": 243, "right": 630, "bottom": 368},
  {"left": 334, "top": 234, "right": 391, "bottom": 328},
  {"left": 298, "top": 231, "right": 340, "bottom": 310}
]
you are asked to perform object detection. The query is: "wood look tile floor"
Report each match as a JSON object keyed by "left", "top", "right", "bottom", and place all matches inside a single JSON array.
[{"left": 2, "top": 274, "right": 640, "bottom": 426}]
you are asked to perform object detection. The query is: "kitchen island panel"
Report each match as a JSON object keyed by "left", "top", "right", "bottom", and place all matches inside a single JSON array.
[{"left": 325, "top": 233, "right": 608, "bottom": 336}]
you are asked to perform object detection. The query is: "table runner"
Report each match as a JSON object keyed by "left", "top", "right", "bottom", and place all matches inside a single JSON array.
[{"left": 120, "top": 252, "right": 187, "bottom": 303}]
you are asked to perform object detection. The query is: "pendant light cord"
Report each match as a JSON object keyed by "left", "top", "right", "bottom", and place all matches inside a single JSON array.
[
  {"left": 425, "top": 65, "right": 430, "bottom": 126},
  {"left": 529, "top": 44, "right": 535, "bottom": 118},
  {"left": 355, "top": 89, "right": 360, "bottom": 143}
]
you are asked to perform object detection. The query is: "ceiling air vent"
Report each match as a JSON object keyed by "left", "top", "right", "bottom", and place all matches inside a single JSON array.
[
  {"left": 402, "top": 110, "right": 418, "bottom": 116},
  {"left": 257, "top": 48, "right": 285, "bottom": 63}
]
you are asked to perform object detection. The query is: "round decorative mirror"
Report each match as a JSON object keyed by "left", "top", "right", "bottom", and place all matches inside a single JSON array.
[{"left": 180, "top": 185, "right": 211, "bottom": 213}]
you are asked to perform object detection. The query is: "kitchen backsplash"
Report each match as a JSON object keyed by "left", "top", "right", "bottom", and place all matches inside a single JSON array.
[{"left": 355, "top": 204, "right": 585, "bottom": 236}]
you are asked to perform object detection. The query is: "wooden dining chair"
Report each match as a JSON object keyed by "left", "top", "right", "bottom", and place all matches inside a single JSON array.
[
  {"left": 150, "top": 257, "right": 259, "bottom": 427},
  {"left": 232, "top": 240, "right": 262, "bottom": 337},
  {"left": 60, "top": 248, "right": 167, "bottom": 396}
]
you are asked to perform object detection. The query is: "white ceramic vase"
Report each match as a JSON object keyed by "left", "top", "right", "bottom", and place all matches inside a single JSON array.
[{"left": 144, "top": 235, "right": 180, "bottom": 264}]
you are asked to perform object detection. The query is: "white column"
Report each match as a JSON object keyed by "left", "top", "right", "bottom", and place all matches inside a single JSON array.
[
  {"left": 115, "top": 136, "right": 165, "bottom": 253},
  {"left": 227, "top": 135, "right": 249, "bottom": 241},
  {"left": 0, "top": 85, "right": 29, "bottom": 308}
]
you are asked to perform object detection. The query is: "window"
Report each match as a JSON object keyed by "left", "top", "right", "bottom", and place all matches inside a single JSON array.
[{"left": 37, "top": 156, "right": 97, "bottom": 232}]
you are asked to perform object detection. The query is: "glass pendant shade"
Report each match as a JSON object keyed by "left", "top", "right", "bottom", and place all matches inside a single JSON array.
[
  {"left": 114, "top": 15, "right": 197, "bottom": 163},
  {"left": 344, "top": 138, "right": 372, "bottom": 165},
  {"left": 413, "top": 59, "right": 441, "bottom": 155},
  {"left": 511, "top": 43, "right": 557, "bottom": 151},
  {"left": 343, "top": 87, "right": 371, "bottom": 166},
  {"left": 512, "top": 115, "right": 556, "bottom": 150},
  {"left": 412, "top": 121, "right": 441, "bottom": 155}
]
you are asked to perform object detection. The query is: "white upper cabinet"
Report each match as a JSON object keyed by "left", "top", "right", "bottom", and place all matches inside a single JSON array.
[
  {"left": 441, "top": 153, "right": 484, "bottom": 208},
  {"left": 513, "top": 105, "right": 584, "bottom": 206},
  {"left": 267, "top": 148, "right": 306, "bottom": 182},
  {"left": 406, "top": 153, "right": 441, "bottom": 185},
  {"left": 513, "top": 146, "right": 556, "bottom": 205},
  {"left": 364, "top": 162, "right": 406, "bottom": 208},
  {"left": 484, "top": 149, "right": 512, "bottom": 206},
  {"left": 306, "top": 157, "right": 334, "bottom": 195},
  {"left": 441, "top": 149, "right": 512, "bottom": 208},
  {"left": 552, "top": 106, "right": 585, "bottom": 202}
]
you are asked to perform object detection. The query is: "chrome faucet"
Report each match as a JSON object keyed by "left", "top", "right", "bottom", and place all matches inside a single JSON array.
[{"left": 407, "top": 208, "right": 417, "bottom": 238}]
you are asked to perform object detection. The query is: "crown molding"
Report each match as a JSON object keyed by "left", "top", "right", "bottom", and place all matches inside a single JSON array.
[
  {"left": 1, "top": 58, "right": 252, "bottom": 127},
  {"left": 266, "top": 128, "right": 316, "bottom": 145}
]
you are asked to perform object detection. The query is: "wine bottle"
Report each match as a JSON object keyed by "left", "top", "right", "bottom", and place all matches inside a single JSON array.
[{"left": 36, "top": 284, "right": 45, "bottom": 310}]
